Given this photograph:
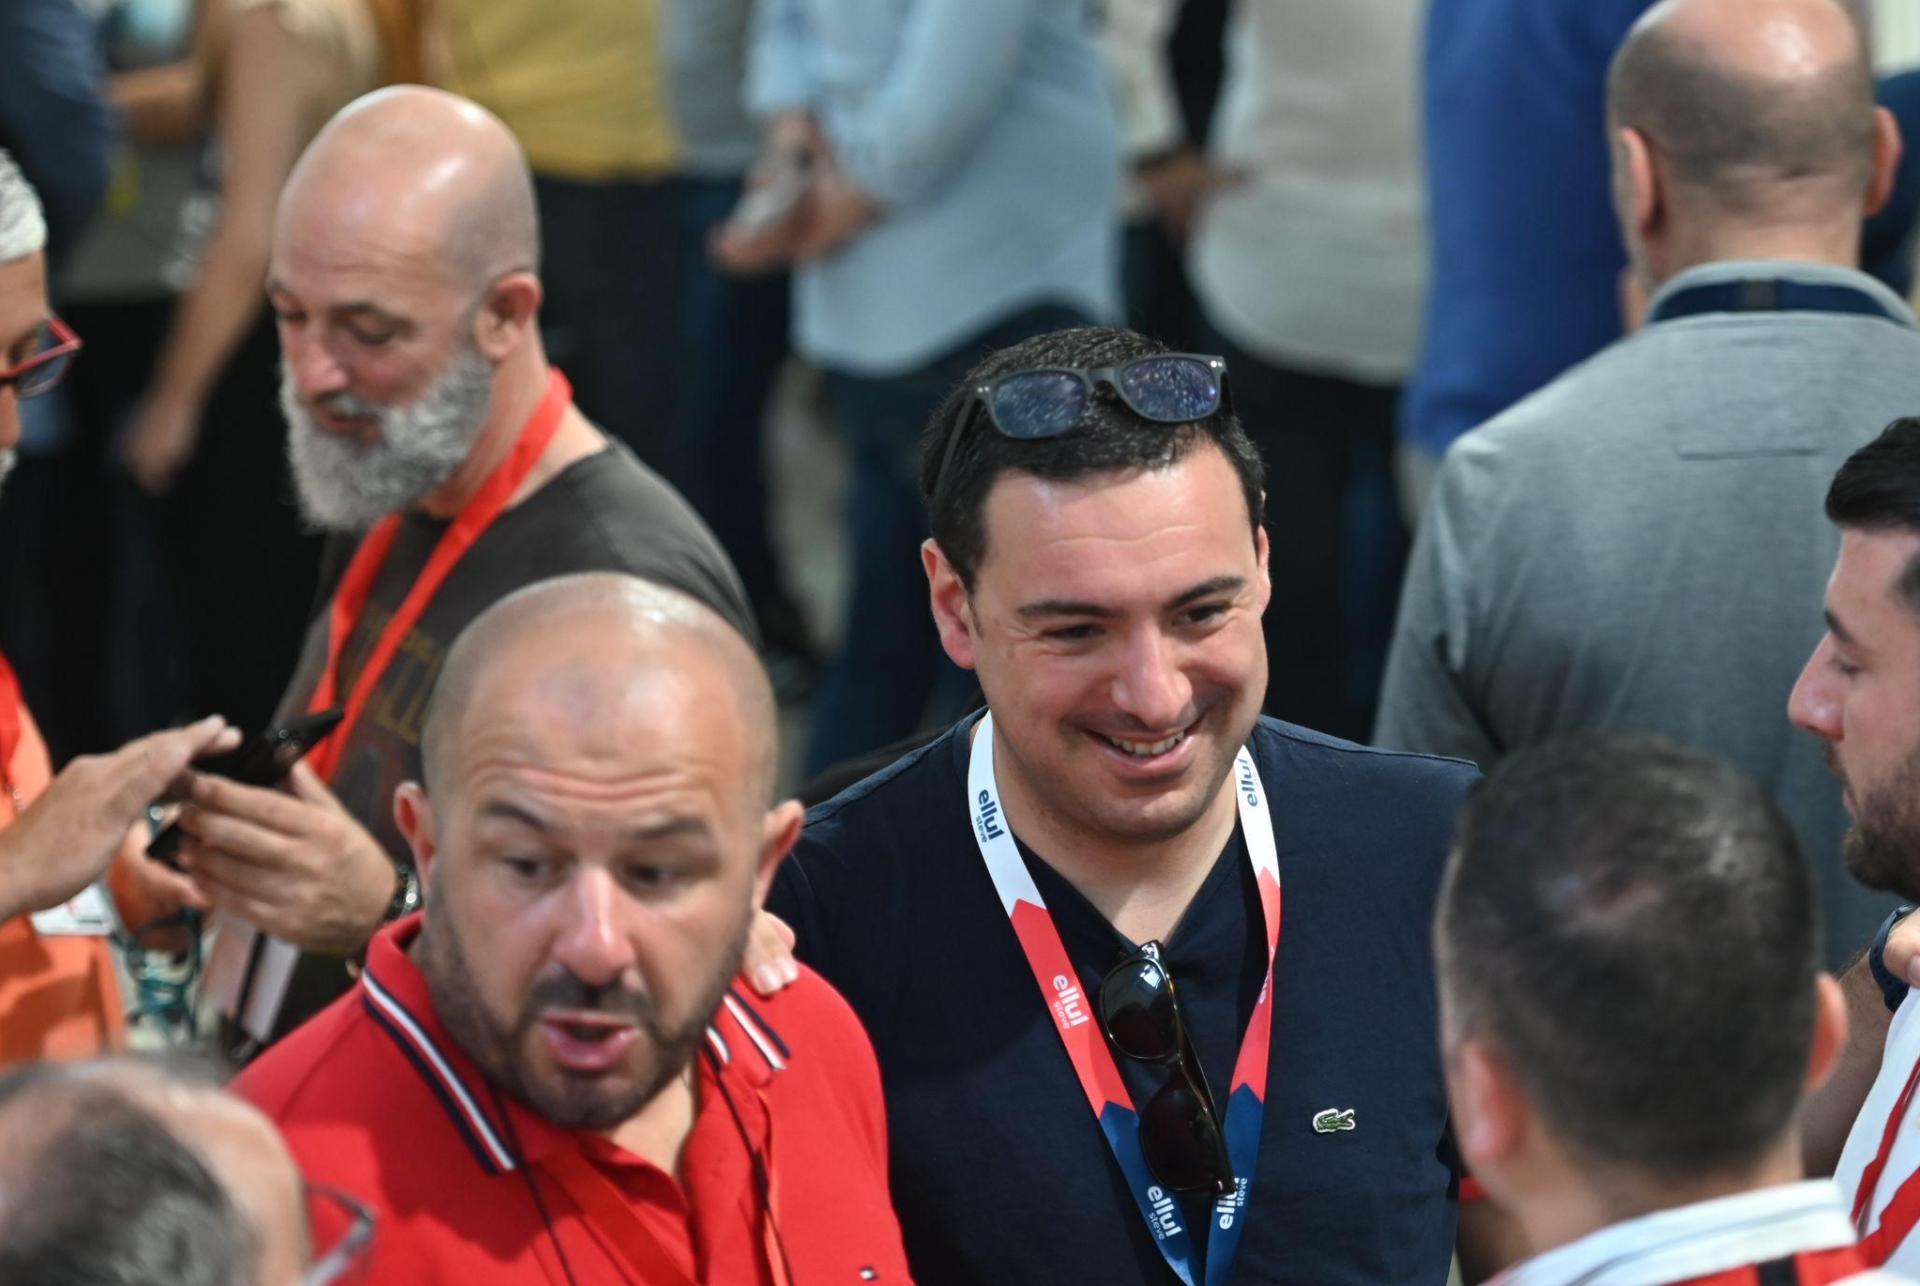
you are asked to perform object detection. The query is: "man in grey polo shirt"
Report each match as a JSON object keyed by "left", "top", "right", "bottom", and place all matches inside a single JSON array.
[{"left": 1375, "top": 0, "right": 1916, "bottom": 962}]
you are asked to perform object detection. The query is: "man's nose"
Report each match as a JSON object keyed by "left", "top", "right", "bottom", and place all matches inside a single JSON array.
[
  {"left": 281, "top": 329, "right": 348, "bottom": 405},
  {"left": 549, "top": 869, "right": 639, "bottom": 988},
  {"left": 1111, "top": 628, "right": 1193, "bottom": 730},
  {"left": 1787, "top": 635, "right": 1842, "bottom": 742}
]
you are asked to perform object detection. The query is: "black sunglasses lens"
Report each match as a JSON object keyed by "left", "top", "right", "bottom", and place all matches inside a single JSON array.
[
  {"left": 1100, "top": 953, "right": 1181, "bottom": 1062},
  {"left": 1140, "top": 1076, "right": 1232, "bottom": 1193},
  {"left": 1116, "top": 357, "right": 1221, "bottom": 424},
  {"left": 987, "top": 371, "right": 1088, "bottom": 440}
]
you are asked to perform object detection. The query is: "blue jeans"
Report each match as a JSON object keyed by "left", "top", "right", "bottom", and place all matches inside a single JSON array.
[
  {"left": 534, "top": 173, "right": 681, "bottom": 463},
  {"left": 662, "top": 176, "right": 794, "bottom": 609},
  {"left": 806, "top": 303, "right": 1090, "bottom": 776}
]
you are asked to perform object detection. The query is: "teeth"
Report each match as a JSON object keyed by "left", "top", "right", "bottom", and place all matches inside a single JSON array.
[{"left": 1106, "top": 733, "right": 1182, "bottom": 757}]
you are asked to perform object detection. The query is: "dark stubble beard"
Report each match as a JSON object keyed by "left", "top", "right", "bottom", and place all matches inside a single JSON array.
[
  {"left": 1841, "top": 737, "right": 1920, "bottom": 905},
  {"left": 418, "top": 881, "right": 754, "bottom": 1131}
]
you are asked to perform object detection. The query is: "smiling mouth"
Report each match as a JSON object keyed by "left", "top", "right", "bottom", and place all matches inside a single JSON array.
[{"left": 1097, "top": 729, "right": 1189, "bottom": 758}]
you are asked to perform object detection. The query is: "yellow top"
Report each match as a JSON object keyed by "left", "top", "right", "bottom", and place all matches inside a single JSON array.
[{"left": 436, "top": 0, "right": 678, "bottom": 180}]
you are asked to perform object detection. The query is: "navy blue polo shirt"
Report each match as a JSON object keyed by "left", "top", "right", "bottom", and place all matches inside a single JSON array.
[{"left": 769, "top": 714, "right": 1476, "bottom": 1284}]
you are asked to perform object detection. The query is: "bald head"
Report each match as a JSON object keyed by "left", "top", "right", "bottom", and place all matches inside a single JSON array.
[
  {"left": 281, "top": 85, "right": 539, "bottom": 292},
  {"left": 422, "top": 574, "right": 777, "bottom": 809},
  {"left": 1609, "top": 0, "right": 1877, "bottom": 215}
]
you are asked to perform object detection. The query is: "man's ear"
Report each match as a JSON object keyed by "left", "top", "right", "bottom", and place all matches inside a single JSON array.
[
  {"left": 393, "top": 782, "right": 439, "bottom": 888},
  {"left": 1867, "top": 105, "right": 1903, "bottom": 218},
  {"left": 1447, "top": 1038, "right": 1529, "bottom": 1199},
  {"left": 1616, "top": 126, "right": 1662, "bottom": 243},
  {"left": 1252, "top": 524, "right": 1272, "bottom": 614},
  {"left": 924, "top": 538, "right": 979, "bottom": 671},
  {"left": 472, "top": 270, "right": 543, "bottom": 363},
  {"left": 1804, "top": 972, "right": 1852, "bottom": 1094},
  {"left": 753, "top": 799, "right": 806, "bottom": 909}
]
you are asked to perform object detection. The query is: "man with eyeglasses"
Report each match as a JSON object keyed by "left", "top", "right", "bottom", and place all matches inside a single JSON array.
[
  {"left": 238, "top": 574, "right": 913, "bottom": 1283},
  {"left": 1436, "top": 734, "right": 1905, "bottom": 1286},
  {"left": 0, "top": 1053, "right": 367, "bottom": 1285},
  {"left": 167, "top": 86, "right": 755, "bottom": 1053},
  {"left": 764, "top": 324, "right": 1481, "bottom": 1283},
  {"left": 0, "top": 148, "right": 243, "bottom": 1059}
]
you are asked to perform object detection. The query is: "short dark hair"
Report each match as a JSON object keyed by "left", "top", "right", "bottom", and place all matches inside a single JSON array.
[
  {"left": 920, "top": 326, "right": 1266, "bottom": 590},
  {"left": 1607, "top": 4, "right": 1876, "bottom": 213},
  {"left": 0, "top": 1062, "right": 255, "bottom": 1286},
  {"left": 1827, "top": 417, "right": 1920, "bottom": 612},
  {"left": 1437, "top": 733, "right": 1819, "bottom": 1181}
]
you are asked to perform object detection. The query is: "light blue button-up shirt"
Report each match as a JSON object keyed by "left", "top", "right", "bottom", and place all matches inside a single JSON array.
[{"left": 749, "top": 0, "right": 1121, "bottom": 377}]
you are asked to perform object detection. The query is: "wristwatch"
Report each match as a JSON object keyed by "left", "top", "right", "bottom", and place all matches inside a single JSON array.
[{"left": 1870, "top": 903, "right": 1917, "bottom": 1014}]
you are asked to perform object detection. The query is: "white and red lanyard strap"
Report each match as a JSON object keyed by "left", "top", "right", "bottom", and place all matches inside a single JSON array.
[
  {"left": 967, "top": 712, "right": 1283, "bottom": 1286},
  {"left": 1850, "top": 1049, "right": 1920, "bottom": 1262},
  {"left": 303, "top": 369, "right": 572, "bottom": 781}
]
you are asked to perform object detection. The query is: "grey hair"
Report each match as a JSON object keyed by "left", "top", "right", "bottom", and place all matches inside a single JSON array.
[{"left": 0, "top": 151, "right": 46, "bottom": 263}]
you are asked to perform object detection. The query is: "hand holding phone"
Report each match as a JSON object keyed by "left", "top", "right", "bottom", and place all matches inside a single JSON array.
[{"left": 146, "top": 709, "right": 344, "bottom": 865}]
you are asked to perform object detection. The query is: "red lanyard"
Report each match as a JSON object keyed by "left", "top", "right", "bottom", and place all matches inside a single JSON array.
[
  {"left": 0, "top": 650, "right": 20, "bottom": 799},
  {"left": 1852, "top": 1053, "right": 1920, "bottom": 1260},
  {"left": 304, "top": 369, "right": 571, "bottom": 781}
]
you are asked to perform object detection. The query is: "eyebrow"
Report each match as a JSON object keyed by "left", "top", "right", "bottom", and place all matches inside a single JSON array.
[
  {"left": 264, "top": 280, "right": 406, "bottom": 325},
  {"left": 475, "top": 800, "right": 715, "bottom": 844},
  {"left": 1015, "top": 575, "right": 1248, "bottom": 621}
]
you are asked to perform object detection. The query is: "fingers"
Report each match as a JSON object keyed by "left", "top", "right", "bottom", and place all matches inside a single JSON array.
[
  {"left": 111, "top": 716, "right": 237, "bottom": 816},
  {"left": 177, "top": 838, "right": 289, "bottom": 911},
  {"left": 186, "top": 770, "right": 311, "bottom": 833},
  {"left": 742, "top": 909, "right": 801, "bottom": 996},
  {"left": 175, "top": 806, "right": 293, "bottom": 868},
  {"left": 282, "top": 760, "right": 340, "bottom": 809}
]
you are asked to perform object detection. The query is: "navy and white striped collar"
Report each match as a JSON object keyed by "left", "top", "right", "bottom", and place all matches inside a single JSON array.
[{"left": 359, "top": 914, "right": 792, "bottom": 1176}]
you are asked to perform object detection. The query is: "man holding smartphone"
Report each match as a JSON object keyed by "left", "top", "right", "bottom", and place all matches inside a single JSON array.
[
  {"left": 0, "top": 149, "right": 241, "bottom": 1060},
  {"left": 169, "top": 88, "right": 754, "bottom": 1050}
]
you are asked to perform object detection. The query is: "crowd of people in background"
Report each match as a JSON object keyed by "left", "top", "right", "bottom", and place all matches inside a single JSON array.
[{"left": 6, "top": 0, "right": 1920, "bottom": 1282}]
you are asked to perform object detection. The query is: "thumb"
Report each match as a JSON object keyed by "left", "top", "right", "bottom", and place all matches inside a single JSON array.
[
  {"left": 283, "top": 759, "right": 339, "bottom": 808},
  {"left": 111, "top": 717, "right": 235, "bottom": 814}
]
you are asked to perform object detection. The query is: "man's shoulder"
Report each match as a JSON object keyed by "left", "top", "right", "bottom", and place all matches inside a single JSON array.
[
  {"left": 799, "top": 721, "right": 967, "bottom": 852},
  {"left": 744, "top": 966, "right": 879, "bottom": 1077},
  {"left": 234, "top": 986, "right": 391, "bottom": 1122},
  {"left": 1253, "top": 717, "right": 1478, "bottom": 801},
  {"left": 507, "top": 441, "right": 755, "bottom": 637}
]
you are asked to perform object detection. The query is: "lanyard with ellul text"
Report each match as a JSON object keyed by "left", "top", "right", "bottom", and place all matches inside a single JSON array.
[
  {"left": 304, "top": 369, "right": 572, "bottom": 781},
  {"left": 967, "top": 712, "right": 1282, "bottom": 1286}
]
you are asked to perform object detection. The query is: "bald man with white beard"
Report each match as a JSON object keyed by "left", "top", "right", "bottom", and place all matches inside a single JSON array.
[{"left": 175, "top": 87, "right": 753, "bottom": 1050}]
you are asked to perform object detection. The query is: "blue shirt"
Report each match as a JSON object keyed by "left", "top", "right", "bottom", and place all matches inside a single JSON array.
[
  {"left": 0, "top": 0, "right": 114, "bottom": 267},
  {"left": 770, "top": 714, "right": 1475, "bottom": 1284},
  {"left": 747, "top": 0, "right": 1121, "bottom": 377},
  {"left": 1403, "top": 0, "right": 1653, "bottom": 459}
]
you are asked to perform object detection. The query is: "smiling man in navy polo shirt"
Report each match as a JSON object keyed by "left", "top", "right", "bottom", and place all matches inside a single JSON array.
[{"left": 769, "top": 325, "right": 1480, "bottom": 1283}]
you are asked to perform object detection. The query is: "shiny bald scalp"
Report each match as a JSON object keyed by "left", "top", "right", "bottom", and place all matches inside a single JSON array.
[
  {"left": 281, "top": 84, "right": 540, "bottom": 290},
  {"left": 1609, "top": 0, "right": 1877, "bottom": 211},
  {"left": 420, "top": 574, "right": 779, "bottom": 809}
]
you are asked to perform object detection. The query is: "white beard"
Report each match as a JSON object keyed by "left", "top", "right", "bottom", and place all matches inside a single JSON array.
[{"left": 282, "top": 344, "right": 494, "bottom": 532}]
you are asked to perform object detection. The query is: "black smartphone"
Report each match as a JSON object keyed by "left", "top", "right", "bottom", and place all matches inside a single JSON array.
[{"left": 145, "top": 709, "right": 346, "bottom": 865}]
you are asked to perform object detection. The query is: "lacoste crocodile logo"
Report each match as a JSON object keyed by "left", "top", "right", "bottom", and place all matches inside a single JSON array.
[{"left": 1312, "top": 1108, "right": 1357, "bottom": 1134}]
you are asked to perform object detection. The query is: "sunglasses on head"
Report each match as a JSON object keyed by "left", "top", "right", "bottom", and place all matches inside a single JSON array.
[
  {"left": 1099, "top": 940, "right": 1235, "bottom": 1195},
  {"left": 929, "top": 352, "right": 1231, "bottom": 501},
  {"left": 0, "top": 317, "right": 82, "bottom": 400}
]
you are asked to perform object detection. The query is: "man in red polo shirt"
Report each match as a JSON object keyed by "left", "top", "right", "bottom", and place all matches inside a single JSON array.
[{"left": 236, "top": 572, "right": 911, "bottom": 1284}]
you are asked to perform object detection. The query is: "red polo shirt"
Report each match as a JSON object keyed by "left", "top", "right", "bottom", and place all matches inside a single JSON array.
[{"left": 236, "top": 914, "right": 912, "bottom": 1284}]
